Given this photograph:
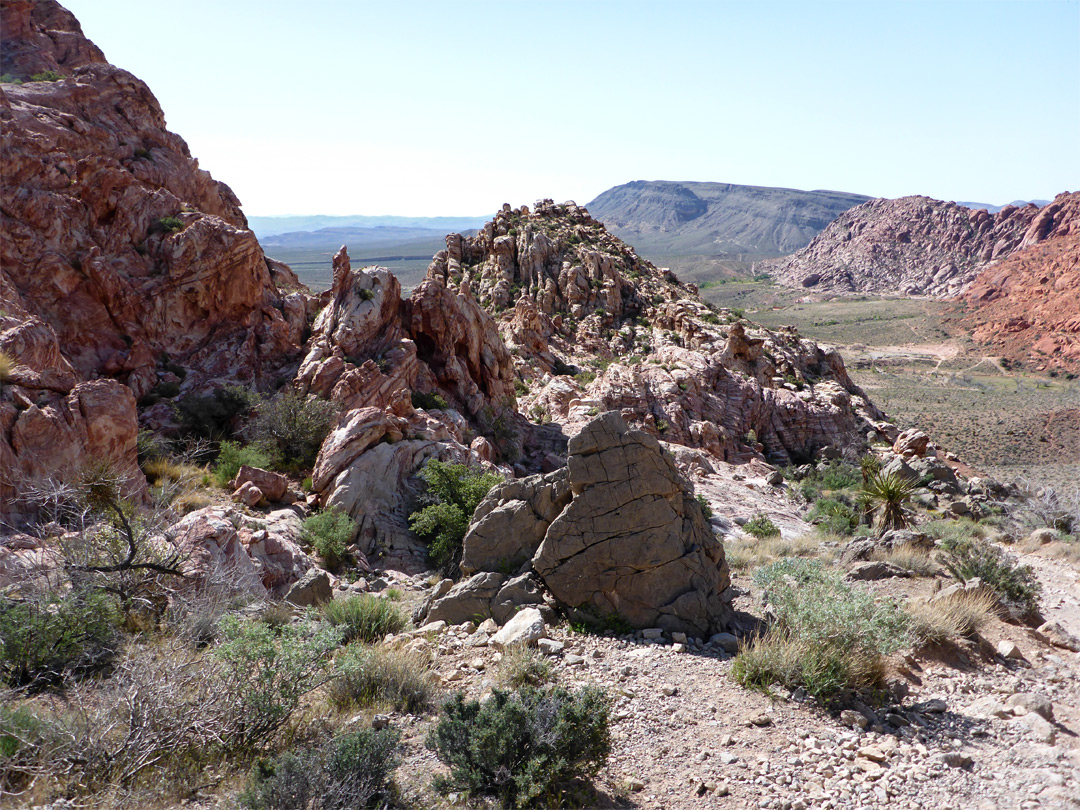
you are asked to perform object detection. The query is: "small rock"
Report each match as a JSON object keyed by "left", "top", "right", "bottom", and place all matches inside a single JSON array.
[
  {"left": 1015, "top": 712, "right": 1056, "bottom": 744},
  {"left": 642, "top": 627, "right": 665, "bottom": 640},
  {"left": 858, "top": 746, "right": 887, "bottom": 763},
  {"left": 661, "top": 684, "right": 679, "bottom": 696},
  {"left": 564, "top": 654, "right": 586, "bottom": 666},
  {"left": 371, "top": 714, "right": 390, "bottom": 730},
  {"left": 418, "top": 620, "right": 447, "bottom": 634},
  {"left": 469, "top": 657, "right": 486, "bottom": 671},
  {"left": 745, "top": 711, "right": 772, "bottom": 727},
  {"left": 671, "top": 631, "right": 688, "bottom": 644},
  {"left": 1036, "top": 621, "right": 1080, "bottom": 652},
  {"left": 841, "top": 709, "right": 869, "bottom": 729},
  {"left": 915, "top": 698, "right": 947, "bottom": 714},
  {"left": 709, "top": 632, "right": 739, "bottom": 653},
  {"left": 625, "top": 777, "right": 645, "bottom": 792},
  {"left": 537, "top": 638, "right": 565, "bottom": 655},
  {"left": 967, "top": 696, "right": 1011, "bottom": 719},
  {"left": 1027, "top": 528, "right": 1058, "bottom": 545},
  {"left": 996, "top": 640, "right": 1025, "bottom": 660},
  {"left": 490, "top": 607, "right": 546, "bottom": 648},
  {"left": 672, "top": 642, "right": 687, "bottom": 653},
  {"left": 477, "top": 618, "right": 498, "bottom": 634},
  {"left": 1006, "top": 692, "right": 1054, "bottom": 721},
  {"left": 936, "top": 752, "right": 973, "bottom": 768}
]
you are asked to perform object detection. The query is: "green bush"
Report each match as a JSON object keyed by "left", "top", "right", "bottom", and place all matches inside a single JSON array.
[
  {"left": 797, "top": 460, "right": 862, "bottom": 501},
  {"left": 498, "top": 646, "right": 554, "bottom": 688},
  {"left": 807, "top": 497, "right": 858, "bottom": 536},
  {"left": 733, "top": 559, "right": 910, "bottom": 702},
  {"left": 30, "top": 70, "right": 63, "bottom": 82},
  {"left": 409, "top": 460, "right": 502, "bottom": 574},
  {"left": 321, "top": 595, "right": 405, "bottom": 644},
  {"left": 240, "top": 727, "right": 401, "bottom": 810},
  {"left": 427, "top": 685, "right": 611, "bottom": 808},
  {"left": 0, "top": 590, "right": 120, "bottom": 689},
  {"left": 695, "top": 494, "right": 713, "bottom": 519},
  {"left": 175, "top": 385, "right": 258, "bottom": 439},
  {"left": 301, "top": 510, "right": 357, "bottom": 569},
  {"left": 743, "top": 513, "right": 780, "bottom": 539},
  {"left": 213, "top": 441, "right": 273, "bottom": 488},
  {"left": 213, "top": 615, "right": 342, "bottom": 749},
  {"left": 411, "top": 390, "right": 448, "bottom": 410},
  {"left": 249, "top": 390, "right": 339, "bottom": 471},
  {"left": 154, "top": 216, "right": 184, "bottom": 234},
  {"left": 938, "top": 536, "right": 1042, "bottom": 620},
  {"left": 327, "top": 643, "right": 436, "bottom": 714},
  {"left": 0, "top": 704, "right": 58, "bottom": 793}
]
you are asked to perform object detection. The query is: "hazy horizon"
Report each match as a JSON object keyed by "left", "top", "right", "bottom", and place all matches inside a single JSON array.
[{"left": 63, "top": 1, "right": 1079, "bottom": 217}]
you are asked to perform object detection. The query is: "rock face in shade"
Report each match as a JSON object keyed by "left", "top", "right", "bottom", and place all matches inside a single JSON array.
[
  {"left": 766, "top": 195, "right": 1043, "bottom": 297},
  {"left": 425, "top": 413, "right": 734, "bottom": 638}
]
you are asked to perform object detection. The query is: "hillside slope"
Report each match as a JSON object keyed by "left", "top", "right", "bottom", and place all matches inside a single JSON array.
[
  {"left": 955, "top": 191, "right": 1080, "bottom": 372},
  {"left": 766, "top": 195, "right": 1043, "bottom": 297},
  {"left": 586, "top": 180, "right": 870, "bottom": 265}
]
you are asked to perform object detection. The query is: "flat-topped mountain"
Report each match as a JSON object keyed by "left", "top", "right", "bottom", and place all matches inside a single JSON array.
[{"left": 585, "top": 180, "right": 870, "bottom": 269}]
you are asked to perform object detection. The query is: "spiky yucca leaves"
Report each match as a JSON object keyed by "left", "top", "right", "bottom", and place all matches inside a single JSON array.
[
  {"left": 0, "top": 350, "right": 15, "bottom": 382},
  {"left": 860, "top": 471, "right": 919, "bottom": 536}
]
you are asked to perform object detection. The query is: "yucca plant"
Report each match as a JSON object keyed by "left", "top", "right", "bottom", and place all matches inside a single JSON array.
[
  {"left": 860, "top": 470, "right": 919, "bottom": 535},
  {"left": 0, "top": 350, "right": 15, "bottom": 383}
]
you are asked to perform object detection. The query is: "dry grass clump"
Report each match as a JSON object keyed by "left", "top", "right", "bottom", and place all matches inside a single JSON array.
[
  {"left": 497, "top": 645, "right": 554, "bottom": 688},
  {"left": 170, "top": 491, "right": 216, "bottom": 514},
  {"left": 906, "top": 589, "right": 997, "bottom": 645},
  {"left": 326, "top": 643, "right": 437, "bottom": 714},
  {"left": 321, "top": 595, "right": 406, "bottom": 644},
  {"left": 725, "top": 532, "right": 836, "bottom": 570},
  {"left": 0, "top": 350, "right": 15, "bottom": 382},
  {"left": 869, "top": 546, "right": 940, "bottom": 577}
]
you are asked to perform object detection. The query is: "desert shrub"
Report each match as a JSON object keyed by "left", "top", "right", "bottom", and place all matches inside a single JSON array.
[
  {"left": 356, "top": 287, "right": 375, "bottom": 302},
  {"left": 301, "top": 510, "right": 357, "bottom": 569},
  {"left": 30, "top": 70, "right": 64, "bottom": 82},
  {"left": 733, "top": 559, "right": 910, "bottom": 702},
  {"left": 213, "top": 615, "right": 342, "bottom": 749},
  {"left": 409, "top": 460, "right": 502, "bottom": 574},
  {"left": 938, "top": 536, "right": 1041, "bottom": 620},
  {"left": 153, "top": 215, "right": 184, "bottom": 233},
  {"left": 175, "top": 385, "right": 257, "bottom": 439},
  {"left": 240, "top": 727, "right": 401, "bottom": 810},
  {"left": 695, "top": 493, "right": 713, "bottom": 519},
  {"left": 925, "top": 517, "right": 985, "bottom": 544},
  {"left": 0, "top": 702, "right": 64, "bottom": 794},
  {"left": 327, "top": 644, "right": 436, "bottom": 714},
  {"left": 498, "top": 645, "right": 554, "bottom": 688},
  {"left": 743, "top": 513, "right": 780, "bottom": 539},
  {"left": 860, "top": 470, "right": 919, "bottom": 535},
  {"left": 723, "top": 532, "right": 832, "bottom": 570},
  {"left": 249, "top": 390, "right": 338, "bottom": 471},
  {"left": 427, "top": 685, "right": 611, "bottom": 808},
  {"left": 411, "top": 390, "right": 448, "bottom": 410},
  {"left": 212, "top": 440, "right": 273, "bottom": 487},
  {"left": 907, "top": 589, "right": 997, "bottom": 645},
  {"left": 321, "top": 594, "right": 405, "bottom": 644},
  {"left": 869, "top": 546, "right": 939, "bottom": 577},
  {"left": 0, "top": 350, "right": 14, "bottom": 382},
  {"left": 807, "top": 497, "right": 858, "bottom": 536},
  {"left": 0, "top": 590, "right": 120, "bottom": 689},
  {"left": 798, "top": 460, "right": 862, "bottom": 501}
]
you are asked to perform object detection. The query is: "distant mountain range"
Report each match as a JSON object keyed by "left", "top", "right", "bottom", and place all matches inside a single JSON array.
[
  {"left": 259, "top": 225, "right": 476, "bottom": 252},
  {"left": 248, "top": 214, "right": 488, "bottom": 239},
  {"left": 584, "top": 181, "right": 871, "bottom": 275},
  {"left": 956, "top": 200, "right": 1051, "bottom": 213}
]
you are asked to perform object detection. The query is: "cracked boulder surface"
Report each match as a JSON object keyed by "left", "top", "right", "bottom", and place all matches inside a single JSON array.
[{"left": 443, "top": 411, "right": 733, "bottom": 637}]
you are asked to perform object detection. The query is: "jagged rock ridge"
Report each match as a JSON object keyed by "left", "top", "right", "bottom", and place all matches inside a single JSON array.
[{"left": 766, "top": 195, "right": 1044, "bottom": 297}]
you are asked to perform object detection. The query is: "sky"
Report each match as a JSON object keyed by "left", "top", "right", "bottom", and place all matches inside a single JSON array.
[{"left": 64, "top": 0, "right": 1080, "bottom": 217}]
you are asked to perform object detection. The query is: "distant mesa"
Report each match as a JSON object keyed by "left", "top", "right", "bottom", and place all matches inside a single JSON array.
[{"left": 585, "top": 180, "right": 871, "bottom": 276}]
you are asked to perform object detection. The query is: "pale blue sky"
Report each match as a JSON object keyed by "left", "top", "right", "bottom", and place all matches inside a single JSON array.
[{"left": 64, "top": 0, "right": 1079, "bottom": 216}]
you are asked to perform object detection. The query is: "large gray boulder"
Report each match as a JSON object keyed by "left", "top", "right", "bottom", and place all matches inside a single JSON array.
[{"left": 531, "top": 412, "right": 732, "bottom": 636}]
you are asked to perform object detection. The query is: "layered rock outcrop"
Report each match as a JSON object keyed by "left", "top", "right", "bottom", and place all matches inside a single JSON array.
[
  {"left": 0, "top": 1, "right": 307, "bottom": 519},
  {"left": 766, "top": 195, "right": 1043, "bottom": 297},
  {"left": 0, "top": 0, "right": 302, "bottom": 396},
  {"left": 421, "top": 413, "right": 733, "bottom": 637},
  {"left": 956, "top": 191, "right": 1080, "bottom": 372}
]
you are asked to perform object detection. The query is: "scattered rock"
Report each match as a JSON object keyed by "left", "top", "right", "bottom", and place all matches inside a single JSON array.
[
  {"left": 285, "top": 568, "right": 333, "bottom": 607},
  {"left": 490, "top": 607, "right": 546, "bottom": 648}
]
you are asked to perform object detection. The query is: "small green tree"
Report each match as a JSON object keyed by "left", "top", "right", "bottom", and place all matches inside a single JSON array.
[
  {"left": 408, "top": 461, "right": 502, "bottom": 574},
  {"left": 300, "top": 510, "right": 357, "bottom": 570}
]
